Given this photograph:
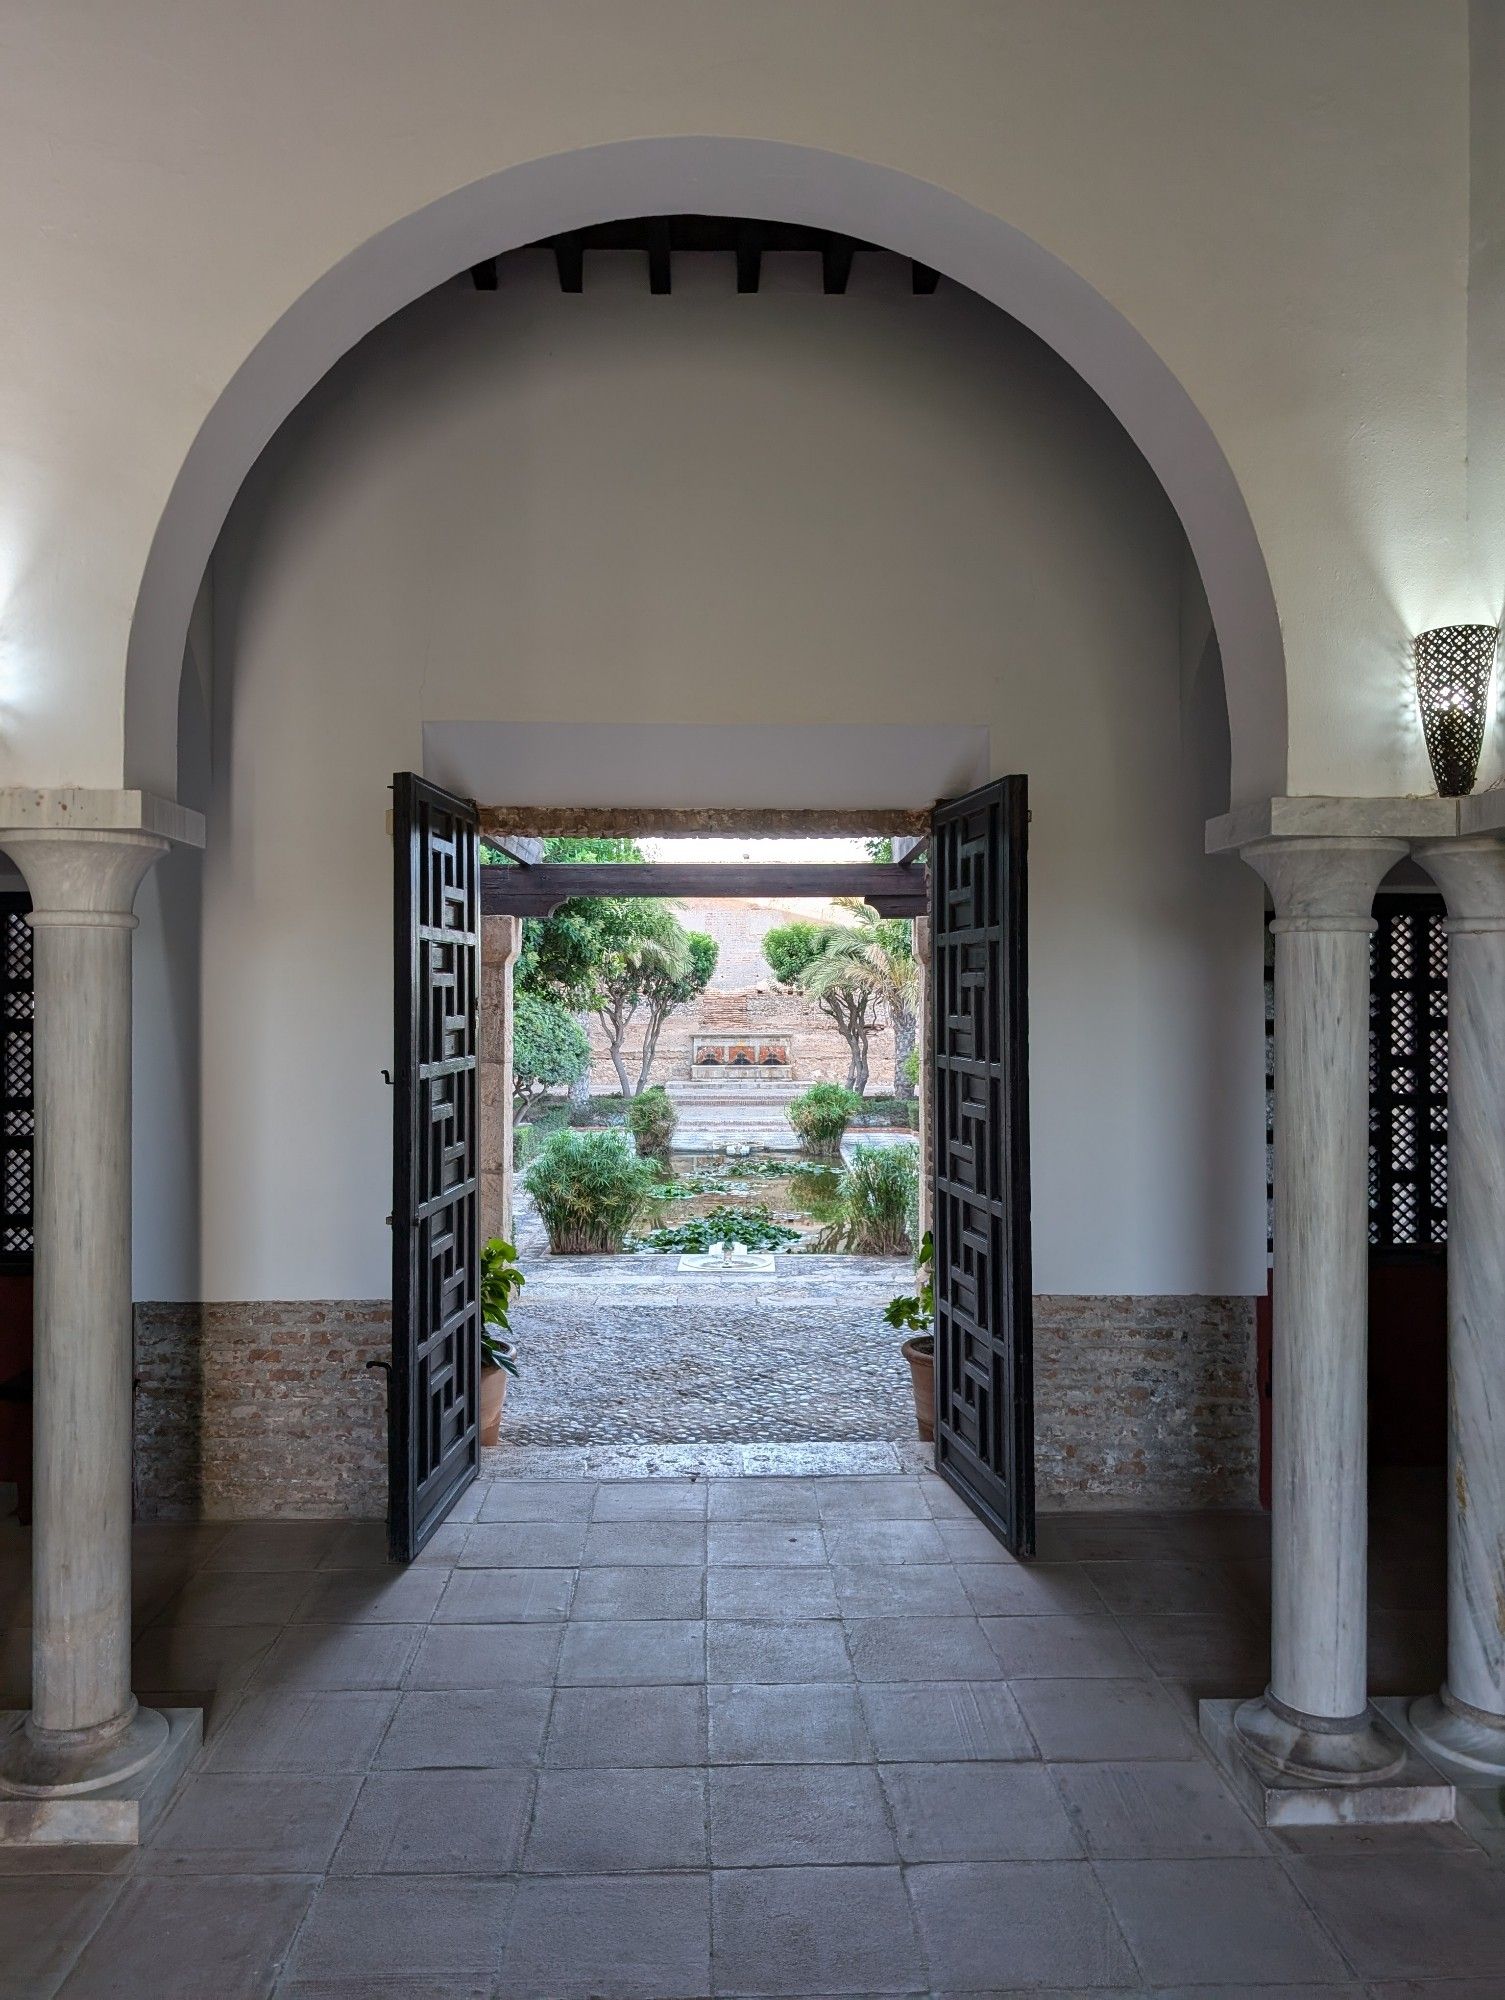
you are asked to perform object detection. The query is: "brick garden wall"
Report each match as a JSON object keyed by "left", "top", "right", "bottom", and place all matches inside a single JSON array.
[{"left": 131, "top": 1293, "right": 1255, "bottom": 1519}]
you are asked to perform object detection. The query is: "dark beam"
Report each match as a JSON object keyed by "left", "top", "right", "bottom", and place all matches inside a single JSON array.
[
  {"left": 553, "top": 233, "right": 584, "bottom": 293},
  {"left": 893, "top": 835, "right": 928, "bottom": 866},
  {"left": 470, "top": 258, "right": 498, "bottom": 291},
  {"left": 822, "top": 236, "right": 855, "bottom": 295},
  {"left": 480, "top": 862, "right": 928, "bottom": 919},
  {"left": 735, "top": 222, "right": 763, "bottom": 294},
  {"left": 481, "top": 834, "right": 545, "bottom": 866},
  {"left": 911, "top": 261, "right": 940, "bottom": 294},
  {"left": 477, "top": 805, "right": 931, "bottom": 838},
  {"left": 647, "top": 218, "right": 672, "bottom": 295}
]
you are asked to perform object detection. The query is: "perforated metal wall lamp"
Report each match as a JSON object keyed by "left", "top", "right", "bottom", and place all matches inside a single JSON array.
[{"left": 1413, "top": 624, "right": 1498, "bottom": 797}]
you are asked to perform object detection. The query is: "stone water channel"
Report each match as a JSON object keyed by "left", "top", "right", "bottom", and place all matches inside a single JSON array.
[{"left": 505, "top": 1138, "right": 921, "bottom": 1449}]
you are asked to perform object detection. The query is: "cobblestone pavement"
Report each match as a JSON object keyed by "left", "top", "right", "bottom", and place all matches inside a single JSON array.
[{"left": 503, "top": 1254, "right": 914, "bottom": 1446}]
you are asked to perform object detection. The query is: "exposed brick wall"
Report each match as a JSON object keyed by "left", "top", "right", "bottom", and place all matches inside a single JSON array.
[
  {"left": 133, "top": 1301, "right": 388, "bottom": 1521},
  {"left": 131, "top": 1292, "right": 1255, "bottom": 1519}
]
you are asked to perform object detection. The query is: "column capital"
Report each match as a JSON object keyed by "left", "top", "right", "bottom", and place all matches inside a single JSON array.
[
  {"left": 1, "top": 829, "right": 169, "bottom": 926},
  {"left": 1240, "top": 835, "right": 1408, "bottom": 927},
  {"left": 1412, "top": 834, "right": 1505, "bottom": 926}
]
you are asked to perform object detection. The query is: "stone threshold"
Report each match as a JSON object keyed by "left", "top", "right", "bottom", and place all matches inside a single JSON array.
[{"left": 481, "top": 1438, "right": 935, "bottom": 1478}]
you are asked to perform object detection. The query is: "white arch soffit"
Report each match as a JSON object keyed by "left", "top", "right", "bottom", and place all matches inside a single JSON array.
[{"left": 124, "top": 136, "right": 1287, "bottom": 805}]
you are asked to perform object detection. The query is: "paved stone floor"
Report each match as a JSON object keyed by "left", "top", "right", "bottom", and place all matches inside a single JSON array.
[
  {"left": 0, "top": 1472, "right": 1499, "bottom": 1997},
  {"left": 503, "top": 1255, "right": 915, "bottom": 1445}
]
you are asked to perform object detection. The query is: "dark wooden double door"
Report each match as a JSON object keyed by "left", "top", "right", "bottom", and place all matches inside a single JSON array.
[{"left": 388, "top": 772, "right": 1034, "bottom": 1559}]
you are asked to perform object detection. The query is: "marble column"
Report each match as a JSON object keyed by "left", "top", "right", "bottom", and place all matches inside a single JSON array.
[
  {"left": 1409, "top": 836, "right": 1505, "bottom": 1774},
  {"left": 0, "top": 829, "right": 177, "bottom": 1800},
  {"left": 1236, "top": 835, "right": 1409, "bottom": 1782}
]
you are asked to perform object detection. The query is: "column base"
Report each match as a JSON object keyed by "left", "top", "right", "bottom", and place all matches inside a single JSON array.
[
  {"left": 1200, "top": 1697, "right": 1454, "bottom": 1827},
  {"left": 1406, "top": 1688, "right": 1505, "bottom": 1779},
  {"left": 0, "top": 1708, "right": 200, "bottom": 1844}
]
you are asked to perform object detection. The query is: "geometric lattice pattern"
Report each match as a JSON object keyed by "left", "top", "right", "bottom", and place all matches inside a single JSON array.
[
  {"left": 391, "top": 775, "right": 481, "bottom": 1558},
  {"left": 1368, "top": 894, "right": 1448, "bottom": 1251},
  {"left": 931, "top": 777, "right": 1034, "bottom": 1557},
  {"left": 0, "top": 895, "right": 34, "bottom": 1266},
  {"left": 1413, "top": 623, "right": 1496, "bottom": 798}
]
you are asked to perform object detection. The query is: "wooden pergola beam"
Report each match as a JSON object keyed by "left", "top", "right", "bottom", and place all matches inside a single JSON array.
[
  {"left": 476, "top": 805, "right": 931, "bottom": 838},
  {"left": 479, "top": 860, "right": 929, "bottom": 919}
]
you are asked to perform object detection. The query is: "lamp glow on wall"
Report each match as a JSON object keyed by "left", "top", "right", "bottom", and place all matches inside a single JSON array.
[{"left": 1413, "top": 624, "right": 1498, "bottom": 797}]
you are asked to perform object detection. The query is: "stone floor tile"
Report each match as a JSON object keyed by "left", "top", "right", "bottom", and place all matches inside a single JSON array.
[
  {"left": 917, "top": 1475, "right": 979, "bottom": 1520},
  {"left": 857, "top": 1681, "right": 1037, "bottom": 1762},
  {"left": 202, "top": 1521, "right": 344, "bottom": 1571},
  {"left": 373, "top": 1686, "right": 552, "bottom": 1768},
  {"left": 907, "top": 1860, "right": 1139, "bottom": 1989},
  {"left": 546, "top": 1683, "right": 707, "bottom": 1767},
  {"left": 1010, "top": 1677, "right": 1196, "bottom": 1761},
  {"left": 314, "top": 1520, "right": 396, "bottom": 1569},
  {"left": 1148, "top": 1986, "right": 1361, "bottom": 2000},
  {"left": 0, "top": 1875, "right": 123, "bottom": 1997},
  {"left": 591, "top": 1479, "right": 708, "bottom": 1520},
  {"left": 709, "top": 1682, "right": 873, "bottom": 1764},
  {"left": 291, "top": 1565, "right": 449, "bottom": 1625},
  {"left": 406, "top": 1621, "right": 563, "bottom": 1688},
  {"left": 1284, "top": 1850, "right": 1505, "bottom": 1979},
  {"left": 707, "top": 1521, "right": 825, "bottom": 1567},
  {"left": 60, "top": 1873, "right": 318, "bottom": 1999},
  {"left": 202, "top": 1689, "right": 398, "bottom": 1773},
  {"left": 822, "top": 1518, "right": 949, "bottom": 1566},
  {"left": 152, "top": 1566, "right": 312, "bottom": 1628},
  {"left": 1117, "top": 1609, "right": 1270, "bottom": 1684},
  {"left": 981, "top": 1613, "right": 1150, "bottom": 1679},
  {"left": 707, "top": 1618, "right": 853, "bottom": 1684},
  {"left": 501, "top": 1872, "right": 712, "bottom": 1998},
  {"left": 249, "top": 1620, "right": 422, "bottom": 1692},
  {"left": 712, "top": 1864, "right": 924, "bottom": 1996},
  {"left": 570, "top": 1563, "right": 705, "bottom": 1620},
  {"left": 130, "top": 1520, "right": 229, "bottom": 1567},
  {"left": 130, "top": 1621, "right": 281, "bottom": 1727},
  {"left": 830, "top": 1560, "right": 973, "bottom": 1618},
  {"left": 707, "top": 1563, "right": 840, "bottom": 1620},
  {"left": 954, "top": 1560, "right": 1107, "bottom": 1618},
  {"left": 477, "top": 1479, "right": 596, "bottom": 1521},
  {"left": 431, "top": 1566, "right": 575, "bottom": 1623},
  {"left": 1096, "top": 1856, "right": 1350, "bottom": 1985},
  {"left": 814, "top": 1476, "right": 932, "bottom": 1521},
  {"left": 583, "top": 1520, "right": 708, "bottom": 1567},
  {"left": 557, "top": 1617, "right": 706, "bottom": 1685},
  {"left": 458, "top": 1520, "right": 588, "bottom": 1568},
  {"left": 843, "top": 1614, "right": 1003, "bottom": 1683},
  {"left": 879, "top": 1761, "right": 1080, "bottom": 1861},
  {"left": 330, "top": 1769, "right": 532, "bottom": 1874},
  {"left": 286, "top": 1876, "right": 512, "bottom": 1985},
  {"left": 522, "top": 1767, "right": 707, "bottom": 1873},
  {"left": 1083, "top": 1557, "right": 1252, "bottom": 1617},
  {"left": 1052, "top": 1756, "right": 1267, "bottom": 1857},
  {"left": 706, "top": 1476, "right": 820, "bottom": 1521},
  {"left": 935, "top": 1515, "right": 1018, "bottom": 1563},
  {"left": 139, "top": 1772, "right": 360, "bottom": 1875},
  {"left": 709, "top": 1763, "right": 896, "bottom": 1865}
]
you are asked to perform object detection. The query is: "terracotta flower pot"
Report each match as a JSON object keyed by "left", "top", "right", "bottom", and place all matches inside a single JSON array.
[
  {"left": 901, "top": 1335, "right": 935, "bottom": 1442},
  {"left": 480, "top": 1362, "right": 509, "bottom": 1447}
]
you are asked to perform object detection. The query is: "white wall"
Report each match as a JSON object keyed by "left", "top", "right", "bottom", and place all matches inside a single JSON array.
[{"left": 135, "top": 251, "right": 1265, "bottom": 1302}]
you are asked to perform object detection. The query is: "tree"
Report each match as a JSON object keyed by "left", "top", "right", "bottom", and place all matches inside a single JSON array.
[
  {"left": 815, "top": 904, "right": 919, "bottom": 1099},
  {"left": 763, "top": 918, "right": 883, "bottom": 1096},
  {"left": 636, "top": 928, "right": 718, "bottom": 1093},
  {"left": 513, "top": 836, "right": 647, "bottom": 1109},
  {"left": 588, "top": 900, "right": 690, "bottom": 1099},
  {"left": 512, "top": 990, "right": 590, "bottom": 1114}
]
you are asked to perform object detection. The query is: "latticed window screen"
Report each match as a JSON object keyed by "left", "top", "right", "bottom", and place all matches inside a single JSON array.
[
  {"left": 1368, "top": 895, "right": 1448, "bottom": 1250},
  {"left": 0, "top": 895, "right": 33, "bottom": 1266}
]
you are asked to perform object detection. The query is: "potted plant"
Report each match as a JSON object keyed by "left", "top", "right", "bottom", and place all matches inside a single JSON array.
[
  {"left": 479, "top": 1236, "right": 524, "bottom": 1445},
  {"left": 883, "top": 1230, "right": 935, "bottom": 1440}
]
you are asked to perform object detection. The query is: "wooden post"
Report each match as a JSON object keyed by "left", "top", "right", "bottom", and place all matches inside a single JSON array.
[{"left": 480, "top": 915, "right": 523, "bottom": 1245}]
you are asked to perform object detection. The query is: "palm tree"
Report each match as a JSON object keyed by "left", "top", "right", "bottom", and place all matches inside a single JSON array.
[{"left": 802, "top": 906, "right": 919, "bottom": 1098}]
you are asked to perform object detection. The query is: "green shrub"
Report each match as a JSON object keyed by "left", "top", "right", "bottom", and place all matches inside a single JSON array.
[
  {"left": 512, "top": 992, "right": 590, "bottom": 1114},
  {"left": 479, "top": 1238, "right": 524, "bottom": 1373},
  {"left": 629, "top": 1204, "right": 802, "bottom": 1254},
  {"left": 522, "top": 1129, "right": 658, "bottom": 1254},
  {"left": 820, "top": 1143, "right": 919, "bottom": 1255},
  {"left": 789, "top": 1082, "right": 861, "bottom": 1158},
  {"left": 626, "top": 1085, "right": 677, "bottom": 1160}
]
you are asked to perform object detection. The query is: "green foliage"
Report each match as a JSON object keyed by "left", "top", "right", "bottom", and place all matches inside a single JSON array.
[
  {"left": 819, "top": 1144, "right": 918, "bottom": 1255},
  {"left": 634, "top": 926, "right": 718, "bottom": 1092},
  {"left": 761, "top": 919, "right": 836, "bottom": 987},
  {"left": 479, "top": 1239, "right": 524, "bottom": 1373},
  {"left": 630, "top": 1204, "right": 802, "bottom": 1254},
  {"left": 626, "top": 1084, "right": 677, "bottom": 1159},
  {"left": 512, "top": 991, "right": 590, "bottom": 1112},
  {"left": 903, "top": 1048, "right": 920, "bottom": 1089},
  {"left": 522, "top": 1129, "right": 658, "bottom": 1254},
  {"left": 789, "top": 1081, "right": 862, "bottom": 1157},
  {"left": 884, "top": 1229, "right": 934, "bottom": 1338}
]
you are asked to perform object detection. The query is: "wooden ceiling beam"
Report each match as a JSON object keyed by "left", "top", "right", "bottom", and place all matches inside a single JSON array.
[
  {"left": 476, "top": 805, "right": 932, "bottom": 838},
  {"left": 480, "top": 860, "right": 929, "bottom": 919}
]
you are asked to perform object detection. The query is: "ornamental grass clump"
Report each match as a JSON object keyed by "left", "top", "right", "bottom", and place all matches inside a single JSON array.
[
  {"left": 788, "top": 1081, "right": 861, "bottom": 1160},
  {"left": 626, "top": 1084, "right": 677, "bottom": 1161},
  {"left": 523, "top": 1129, "right": 658, "bottom": 1254},
  {"left": 821, "top": 1143, "right": 919, "bottom": 1255}
]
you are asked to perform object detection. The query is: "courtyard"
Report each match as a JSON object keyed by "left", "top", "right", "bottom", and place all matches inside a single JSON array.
[{"left": 2, "top": 1470, "right": 1500, "bottom": 1996}]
